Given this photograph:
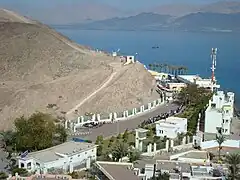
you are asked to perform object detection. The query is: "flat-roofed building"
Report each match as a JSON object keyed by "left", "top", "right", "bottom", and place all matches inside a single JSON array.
[
  {"left": 204, "top": 91, "right": 234, "bottom": 135},
  {"left": 177, "top": 75, "right": 220, "bottom": 89},
  {"left": 17, "top": 141, "right": 97, "bottom": 174},
  {"left": 155, "top": 117, "right": 187, "bottom": 139},
  {"left": 95, "top": 161, "right": 140, "bottom": 180}
]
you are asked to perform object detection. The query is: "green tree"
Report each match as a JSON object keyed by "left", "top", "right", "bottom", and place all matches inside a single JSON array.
[
  {"left": 225, "top": 153, "right": 240, "bottom": 180},
  {"left": 150, "top": 172, "right": 170, "bottom": 180},
  {"left": 128, "top": 150, "right": 141, "bottom": 163},
  {"left": 11, "top": 168, "right": 28, "bottom": 176},
  {"left": 95, "top": 135, "right": 103, "bottom": 145},
  {"left": 14, "top": 112, "right": 66, "bottom": 151},
  {"left": 176, "top": 133, "right": 185, "bottom": 145},
  {"left": 122, "top": 130, "right": 129, "bottom": 143},
  {"left": 0, "top": 131, "right": 16, "bottom": 152},
  {"left": 112, "top": 142, "right": 128, "bottom": 162},
  {"left": 215, "top": 134, "right": 225, "bottom": 161},
  {"left": 55, "top": 124, "right": 68, "bottom": 144},
  {"left": 0, "top": 172, "right": 8, "bottom": 180}
]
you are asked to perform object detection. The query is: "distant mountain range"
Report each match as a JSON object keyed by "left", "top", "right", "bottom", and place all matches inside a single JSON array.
[
  {"left": 53, "top": 12, "right": 240, "bottom": 33},
  {"left": 3, "top": 1, "right": 240, "bottom": 25}
]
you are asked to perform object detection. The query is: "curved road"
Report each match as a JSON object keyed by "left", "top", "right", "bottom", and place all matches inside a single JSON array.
[
  {"left": 72, "top": 102, "right": 179, "bottom": 141},
  {"left": 66, "top": 72, "right": 117, "bottom": 115}
]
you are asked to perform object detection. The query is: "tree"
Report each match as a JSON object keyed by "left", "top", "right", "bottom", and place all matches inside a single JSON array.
[
  {"left": 11, "top": 168, "right": 28, "bottom": 176},
  {"left": 150, "top": 172, "right": 170, "bottom": 180},
  {"left": 0, "top": 172, "right": 8, "bottom": 180},
  {"left": 215, "top": 134, "right": 225, "bottom": 161},
  {"left": 128, "top": 150, "right": 141, "bottom": 163},
  {"left": 55, "top": 124, "right": 68, "bottom": 144},
  {"left": 122, "top": 130, "right": 129, "bottom": 143},
  {"left": 111, "top": 142, "right": 128, "bottom": 162},
  {"left": 0, "top": 131, "right": 16, "bottom": 152},
  {"left": 95, "top": 135, "right": 103, "bottom": 145},
  {"left": 176, "top": 133, "right": 185, "bottom": 145},
  {"left": 225, "top": 153, "right": 240, "bottom": 180},
  {"left": 14, "top": 112, "right": 67, "bottom": 152}
]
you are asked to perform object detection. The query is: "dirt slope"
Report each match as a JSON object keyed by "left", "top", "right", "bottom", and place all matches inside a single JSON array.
[{"left": 0, "top": 9, "right": 158, "bottom": 130}]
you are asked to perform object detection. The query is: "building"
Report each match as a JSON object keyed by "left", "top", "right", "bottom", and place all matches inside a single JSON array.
[
  {"left": 204, "top": 91, "right": 234, "bottom": 135},
  {"left": 166, "top": 82, "right": 187, "bottom": 92},
  {"left": 177, "top": 75, "right": 220, "bottom": 89},
  {"left": 155, "top": 117, "right": 188, "bottom": 139},
  {"left": 94, "top": 161, "right": 139, "bottom": 180},
  {"left": 18, "top": 141, "right": 97, "bottom": 174}
]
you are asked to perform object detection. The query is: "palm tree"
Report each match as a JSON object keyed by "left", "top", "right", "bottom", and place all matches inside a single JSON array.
[
  {"left": 149, "top": 64, "right": 152, "bottom": 70},
  {"left": 155, "top": 63, "right": 159, "bottom": 72},
  {"left": 215, "top": 134, "right": 225, "bottom": 161},
  {"left": 225, "top": 153, "right": 240, "bottom": 180}
]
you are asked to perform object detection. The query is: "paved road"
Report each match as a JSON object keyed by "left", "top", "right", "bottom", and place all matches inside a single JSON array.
[{"left": 72, "top": 102, "right": 179, "bottom": 141}]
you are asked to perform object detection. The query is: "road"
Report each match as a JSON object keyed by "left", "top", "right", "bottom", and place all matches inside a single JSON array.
[
  {"left": 72, "top": 102, "right": 179, "bottom": 141},
  {"left": 66, "top": 72, "right": 117, "bottom": 115}
]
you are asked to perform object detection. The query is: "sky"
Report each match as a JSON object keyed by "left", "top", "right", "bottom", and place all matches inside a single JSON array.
[
  {"left": 1, "top": 0, "right": 239, "bottom": 24},
  {"left": 0, "top": 0, "right": 237, "bottom": 11}
]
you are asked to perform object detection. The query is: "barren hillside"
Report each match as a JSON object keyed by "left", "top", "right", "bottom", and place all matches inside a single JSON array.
[{"left": 0, "top": 9, "right": 158, "bottom": 130}]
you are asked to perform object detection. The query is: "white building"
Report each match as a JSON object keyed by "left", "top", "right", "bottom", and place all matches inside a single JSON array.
[
  {"left": 18, "top": 141, "right": 97, "bottom": 174},
  {"left": 177, "top": 75, "right": 220, "bottom": 89},
  {"left": 204, "top": 91, "right": 234, "bottom": 135},
  {"left": 155, "top": 117, "right": 188, "bottom": 139}
]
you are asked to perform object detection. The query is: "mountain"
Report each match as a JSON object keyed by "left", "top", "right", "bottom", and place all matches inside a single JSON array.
[
  {"left": 148, "top": 3, "right": 200, "bottom": 17},
  {"left": 71, "top": 11, "right": 240, "bottom": 32},
  {"left": 147, "top": 1, "right": 240, "bottom": 16},
  {"left": 0, "top": 9, "right": 158, "bottom": 130},
  {"left": 1, "top": 1, "right": 126, "bottom": 25},
  {"left": 172, "top": 12, "right": 240, "bottom": 32},
  {"left": 56, "top": 13, "right": 172, "bottom": 30},
  {"left": 199, "top": 1, "right": 240, "bottom": 14}
]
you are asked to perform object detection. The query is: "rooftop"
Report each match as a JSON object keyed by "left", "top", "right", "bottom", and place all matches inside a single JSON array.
[
  {"left": 135, "top": 128, "right": 148, "bottom": 133},
  {"left": 177, "top": 75, "right": 201, "bottom": 83},
  {"left": 22, "top": 141, "right": 96, "bottom": 163},
  {"left": 156, "top": 160, "right": 191, "bottom": 173},
  {"left": 179, "top": 151, "right": 208, "bottom": 160},
  {"left": 96, "top": 162, "right": 140, "bottom": 180},
  {"left": 155, "top": 117, "right": 187, "bottom": 125}
]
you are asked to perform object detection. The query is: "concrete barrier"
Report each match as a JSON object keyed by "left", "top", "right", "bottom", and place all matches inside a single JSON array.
[{"left": 66, "top": 97, "right": 165, "bottom": 132}]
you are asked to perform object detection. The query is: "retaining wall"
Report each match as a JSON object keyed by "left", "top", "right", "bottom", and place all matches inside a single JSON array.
[{"left": 66, "top": 97, "right": 165, "bottom": 132}]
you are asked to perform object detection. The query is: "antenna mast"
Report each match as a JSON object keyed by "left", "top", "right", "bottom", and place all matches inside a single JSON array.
[{"left": 211, "top": 48, "right": 217, "bottom": 83}]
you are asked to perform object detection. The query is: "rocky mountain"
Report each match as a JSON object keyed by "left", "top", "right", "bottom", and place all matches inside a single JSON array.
[
  {"left": 54, "top": 13, "right": 172, "bottom": 31},
  {"left": 172, "top": 12, "right": 240, "bottom": 32},
  {"left": 147, "top": 1, "right": 240, "bottom": 16},
  {"left": 0, "top": 9, "right": 158, "bottom": 130},
  {"left": 71, "top": 11, "right": 240, "bottom": 32}
]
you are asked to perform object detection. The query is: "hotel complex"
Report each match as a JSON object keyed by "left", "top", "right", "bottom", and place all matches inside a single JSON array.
[{"left": 204, "top": 91, "right": 234, "bottom": 135}]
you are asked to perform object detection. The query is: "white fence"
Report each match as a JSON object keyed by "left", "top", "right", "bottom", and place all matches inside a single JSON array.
[{"left": 66, "top": 97, "right": 165, "bottom": 132}]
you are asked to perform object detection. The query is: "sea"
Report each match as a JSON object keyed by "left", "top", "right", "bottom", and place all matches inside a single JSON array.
[{"left": 55, "top": 29, "right": 240, "bottom": 106}]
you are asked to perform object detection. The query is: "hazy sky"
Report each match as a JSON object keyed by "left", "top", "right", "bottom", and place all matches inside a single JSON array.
[{"left": 1, "top": 0, "right": 237, "bottom": 10}]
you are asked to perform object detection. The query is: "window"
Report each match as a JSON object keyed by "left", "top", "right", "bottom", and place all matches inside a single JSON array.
[
  {"left": 225, "top": 129, "right": 228, "bottom": 132},
  {"left": 226, "top": 110, "right": 229, "bottom": 113},
  {"left": 226, "top": 120, "right": 228, "bottom": 123},
  {"left": 92, "top": 150, "right": 94, "bottom": 152},
  {"left": 222, "top": 120, "right": 224, "bottom": 123},
  {"left": 78, "top": 155, "right": 80, "bottom": 157},
  {"left": 159, "top": 130, "right": 163, "bottom": 134},
  {"left": 21, "top": 163, "right": 24, "bottom": 168}
]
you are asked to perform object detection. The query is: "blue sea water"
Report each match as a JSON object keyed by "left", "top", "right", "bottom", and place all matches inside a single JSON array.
[{"left": 55, "top": 29, "right": 240, "bottom": 105}]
